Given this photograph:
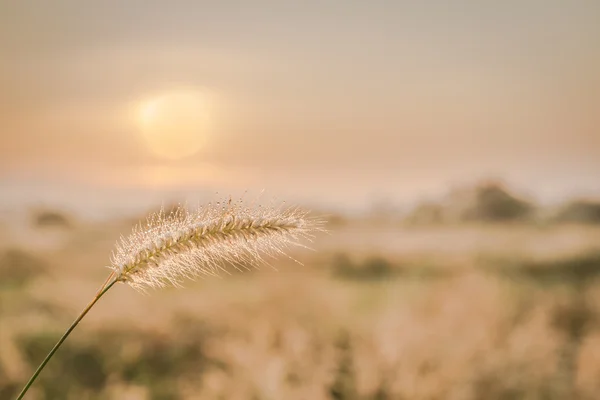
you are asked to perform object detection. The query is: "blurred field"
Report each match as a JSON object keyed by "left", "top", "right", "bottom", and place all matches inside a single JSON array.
[
  {"left": 2, "top": 202, "right": 600, "bottom": 400},
  {"left": 2, "top": 1, "right": 599, "bottom": 398}
]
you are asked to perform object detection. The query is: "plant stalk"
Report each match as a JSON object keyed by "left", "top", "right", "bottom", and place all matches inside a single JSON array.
[{"left": 15, "top": 275, "right": 118, "bottom": 400}]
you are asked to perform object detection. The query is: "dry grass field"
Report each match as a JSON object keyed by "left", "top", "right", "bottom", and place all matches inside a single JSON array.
[{"left": 1, "top": 207, "right": 600, "bottom": 400}]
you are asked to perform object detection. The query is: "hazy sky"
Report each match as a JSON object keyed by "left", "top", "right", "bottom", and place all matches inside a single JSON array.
[{"left": 1, "top": 1, "right": 599, "bottom": 210}]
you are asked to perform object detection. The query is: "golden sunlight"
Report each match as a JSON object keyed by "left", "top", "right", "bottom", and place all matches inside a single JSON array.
[{"left": 136, "top": 89, "right": 211, "bottom": 160}]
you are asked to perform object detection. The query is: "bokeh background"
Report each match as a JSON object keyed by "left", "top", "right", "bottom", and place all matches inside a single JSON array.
[{"left": 1, "top": 1, "right": 600, "bottom": 399}]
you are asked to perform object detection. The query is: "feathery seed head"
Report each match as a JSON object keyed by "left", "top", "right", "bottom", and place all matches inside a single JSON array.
[{"left": 109, "top": 198, "right": 323, "bottom": 291}]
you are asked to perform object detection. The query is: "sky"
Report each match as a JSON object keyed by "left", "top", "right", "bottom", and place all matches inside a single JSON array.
[{"left": 1, "top": 1, "right": 599, "bottom": 214}]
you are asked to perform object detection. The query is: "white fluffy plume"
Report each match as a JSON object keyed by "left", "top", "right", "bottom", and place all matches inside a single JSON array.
[{"left": 109, "top": 198, "right": 323, "bottom": 291}]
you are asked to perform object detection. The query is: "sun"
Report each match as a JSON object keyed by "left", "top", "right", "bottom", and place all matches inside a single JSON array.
[{"left": 136, "top": 89, "right": 212, "bottom": 160}]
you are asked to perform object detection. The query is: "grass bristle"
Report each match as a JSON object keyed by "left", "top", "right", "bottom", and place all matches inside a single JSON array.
[{"left": 110, "top": 198, "right": 324, "bottom": 291}]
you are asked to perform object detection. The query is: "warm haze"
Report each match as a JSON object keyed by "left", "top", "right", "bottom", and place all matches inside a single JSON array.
[{"left": 1, "top": 1, "right": 599, "bottom": 214}]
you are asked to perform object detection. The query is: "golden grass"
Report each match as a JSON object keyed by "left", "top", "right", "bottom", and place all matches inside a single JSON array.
[{"left": 2, "top": 215, "right": 600, "bottom": 399}]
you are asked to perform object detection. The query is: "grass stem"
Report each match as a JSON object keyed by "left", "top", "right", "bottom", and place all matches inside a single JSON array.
[{"left": 15, "top": 275, "right": 117, "bottom": 400}]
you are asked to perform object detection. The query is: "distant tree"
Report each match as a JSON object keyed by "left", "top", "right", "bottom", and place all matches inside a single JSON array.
[
  {"left": 467, "top": 182, "right": 534, "bottom": 221},
  {"left": 444, "top": 181, "right": 535, "bottom": 222},
  {"left": 32, "top": 210, "right": 72, "bottom": 228},
  {"left": 555, "top": 200, "right": 600, "bottom": 224}
]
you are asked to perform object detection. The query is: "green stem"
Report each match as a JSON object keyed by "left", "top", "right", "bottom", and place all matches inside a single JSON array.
[{"left": 15, "top": 276, "right": 118, "bottom": 400}]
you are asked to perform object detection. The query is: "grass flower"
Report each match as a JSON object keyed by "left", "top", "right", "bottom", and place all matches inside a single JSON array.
[{"left": 15, "top": 198, "right": 323, "bottom": 399}]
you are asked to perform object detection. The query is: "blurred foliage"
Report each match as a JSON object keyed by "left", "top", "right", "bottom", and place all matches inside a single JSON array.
[
  {"left": 19, "top": 331, "right": 108, "bottom": 399},
  {"left": 331, "top": 253, "right": 451, "bottom": 282},
  {"left": 406, "top": 181, "right": 535, "bottom": 225},
  {"left": 464, "top": 182, "right": 534, "bottom": 222},
  {"left": 0, "top": 248, "right": 47, "bottom": 289},
  {"left": 487, "top": 251, "right": 600, "bottom": 285},
  {"left": 31, "top": 209, "right": 73, "bottom": 229},
  {"left": 332, "top": 254, "right": 399, "bottom": 281},
  {"left": 15, "top": 319, "right": 214, "bottom": 400},
  {"left": 329, "top": 331, "right": 357, "bottom": 400},
  {"left": 404, "top": 202, "right": 444, "bottom": 226},
  {"left": 555, "top": 200, "right": 600, "bottom": 224}
]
